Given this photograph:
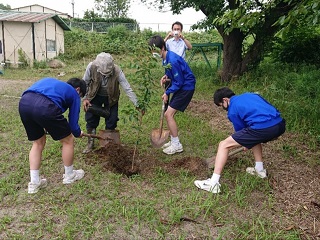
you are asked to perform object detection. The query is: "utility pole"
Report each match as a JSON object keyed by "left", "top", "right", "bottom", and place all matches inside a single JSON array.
[{"left": 71, "top": 0, "right": 75, "bottom": 18}]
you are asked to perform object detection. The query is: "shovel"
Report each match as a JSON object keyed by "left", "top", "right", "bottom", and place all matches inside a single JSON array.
[
  {"left": 82, "top": 132, "right": 114, "bottom": 147},
  {"left": 150, "top": 100, "right": 170, "bottom": 148},
  {"left": 205, "top": 147, "right": 244, "bottom": 169}
]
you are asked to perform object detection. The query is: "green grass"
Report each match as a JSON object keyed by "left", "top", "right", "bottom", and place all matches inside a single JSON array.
[{"left": 0, "top": 52, "right": 317, "bottom": 239}]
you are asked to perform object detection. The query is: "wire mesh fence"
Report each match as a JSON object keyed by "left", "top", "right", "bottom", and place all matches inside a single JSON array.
[
  {"left": 67, "top": 21, "right": 195, "bottom": 32},
  {"left": 68, "top": 22, "right": 139, "bottom": 32}
]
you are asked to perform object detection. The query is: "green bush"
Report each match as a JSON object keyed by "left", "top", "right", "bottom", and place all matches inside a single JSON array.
[
  {"left": 271, "top": 25, "right": 320, "bottom": 66},
  {"left": 33, "top": 60, "right": 48, "bottom": 69}
]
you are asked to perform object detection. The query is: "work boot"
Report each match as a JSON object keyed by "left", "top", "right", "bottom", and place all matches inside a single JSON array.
[{"left": 82, "top": 128, "right": 96, "bottom": 154}]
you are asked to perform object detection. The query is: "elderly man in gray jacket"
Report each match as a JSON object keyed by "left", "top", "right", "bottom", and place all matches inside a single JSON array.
[{"left": 82, "top": 52, "right": 140, "bottom": 153}]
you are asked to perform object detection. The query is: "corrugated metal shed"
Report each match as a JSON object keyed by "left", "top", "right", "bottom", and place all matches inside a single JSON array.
[{"left": 0, "top": 10, "right": 71, "bottom": 31}]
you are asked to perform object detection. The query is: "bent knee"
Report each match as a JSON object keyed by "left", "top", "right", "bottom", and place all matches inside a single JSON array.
[{"left": 219, "top": 136, "right": 239, "bottom": 149}]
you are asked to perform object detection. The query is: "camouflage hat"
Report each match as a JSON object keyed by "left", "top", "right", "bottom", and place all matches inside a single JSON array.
[{"left": 93, "top": 52, "right": 114, "bottom": 75}]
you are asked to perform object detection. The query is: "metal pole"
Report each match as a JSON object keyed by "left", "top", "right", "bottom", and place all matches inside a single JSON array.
[{"left": 71, "top": 0, "right": 75, "bottom": 18}]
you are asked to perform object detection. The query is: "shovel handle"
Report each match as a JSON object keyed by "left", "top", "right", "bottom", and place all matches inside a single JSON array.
[
  {"left": 82, "top": 133, "right": 111, "bottom": 140},
  {"left": 159, "top": 100, "right": 166, "bottom": 133},
  {"left": 229, "top": 147, "right": 244, "bottom": 156},
  {"left": 206, "top": 147, "right": 244, "bottom": 166}
]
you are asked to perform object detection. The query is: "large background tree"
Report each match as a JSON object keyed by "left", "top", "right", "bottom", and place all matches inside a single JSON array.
[
  {"left": 94, "top": 0, "right": 130, "bottom": 18},
  {"left": 149, "top": 0, "right": 320, "bottom": 81}
]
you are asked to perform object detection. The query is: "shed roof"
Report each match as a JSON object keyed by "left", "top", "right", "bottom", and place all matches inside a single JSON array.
[
  {"left": 11, "top": 4, "right": 72, "bottom": 18},
  {"left": 0, "top": 10, "right": 71, "bottom": 31}
]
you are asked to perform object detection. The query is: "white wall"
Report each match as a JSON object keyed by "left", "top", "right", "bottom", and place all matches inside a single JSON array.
[{"left": 1, "top": 19, "right": 65, "bottom": 66}]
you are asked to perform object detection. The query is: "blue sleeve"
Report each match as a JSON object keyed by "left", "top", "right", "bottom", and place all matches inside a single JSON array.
[
  {"left": 165, "top": 61, "right": 184, "bottom": 95},
  {"left": 68, "top": 93, "right": 81, "bottom": 137},
  {"left": 228, "top": 113, "right": 246, "bottom": 132}
]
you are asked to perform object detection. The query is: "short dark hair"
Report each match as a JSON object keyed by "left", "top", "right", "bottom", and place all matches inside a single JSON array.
[
  {"left": 213, "top": 87, "right": 235, "bottom": 106},
  {"left": 148, "top": 35, "right": 166, "bottom": 51},
  {"left": 67, "top": 78, "right": 86, "bottom": 97},
  {"left": 172, "top": 21, "right": 183, "bottom": 31}
]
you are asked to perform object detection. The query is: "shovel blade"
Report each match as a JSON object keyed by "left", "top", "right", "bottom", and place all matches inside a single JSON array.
[
  {"left": 98, "top": 129, "right": 121, "bottom": 147},
  {"left": 150, "top": 129, "right": 170, "bottom": 148}
]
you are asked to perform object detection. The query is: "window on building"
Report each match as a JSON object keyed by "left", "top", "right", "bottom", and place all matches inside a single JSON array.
[{"left": 46, "top": 39, "right": 56, "bottom": 52}]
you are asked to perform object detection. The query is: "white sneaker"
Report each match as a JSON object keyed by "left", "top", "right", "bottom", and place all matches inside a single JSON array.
[
  {"left": 63, "top": 169, "right": 85, "bottom": 184},
  {"left": 246, "top": 167, "right": 267, "bottom": 179},
  {"left": 161, "top": 141, "right": 171, "bottom": 149},
  {"left": 194, "top": 179, "right": 221, "bottom": 193},
  {"left": 163, "top": 143, "right": 183, "bottom": 155},
  {"left": 28, "top": 179, "right": 48, "bottom": 194}
]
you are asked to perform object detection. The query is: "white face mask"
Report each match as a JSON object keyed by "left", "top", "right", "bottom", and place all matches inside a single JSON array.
[{"left": 152, "top": 52, "right": 162, "bottom": 59}]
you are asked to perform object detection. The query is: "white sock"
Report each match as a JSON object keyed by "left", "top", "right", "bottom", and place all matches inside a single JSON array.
[
  {"left": 255, "top": 162, "right": 264, "bottom": 172},
  {"left": 64, "top": 165, "right": 74, "bottom": 175},
  {"left": 30, "top": 170, "right": 40, "bottom": 184},
  {"left": 210, "top": 173, "right": 220, "bottom": 184},
  {"left": 171, "top": 136, "right": 180, "bottom": 146}
]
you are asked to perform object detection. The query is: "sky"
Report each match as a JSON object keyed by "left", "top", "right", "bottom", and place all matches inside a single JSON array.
[{"left": 1, "top": 0, "right": 206, "bottom": 31}]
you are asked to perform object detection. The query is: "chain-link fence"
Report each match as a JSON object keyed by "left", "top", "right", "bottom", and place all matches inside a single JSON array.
[
  {"left": 68, "top": 22, "right": 139, "bottom": 32},
  {"left": 66, "top": 21, "right": 195, "bottom": 33}
]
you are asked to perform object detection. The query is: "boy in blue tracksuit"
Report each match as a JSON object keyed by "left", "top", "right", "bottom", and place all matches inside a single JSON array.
[
  {"left": 195, "top": 87, "right": 286, "bottom": 193},
  {"left": 19, "top": 77, "right": 87, "bottom": 194},
  {"left": 149, "top": 35, "right": 196, "bottom": 155}
]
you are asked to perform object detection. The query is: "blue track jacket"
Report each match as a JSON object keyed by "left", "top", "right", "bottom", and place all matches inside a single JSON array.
[
  {"left": 23, "top": 77, "right": 82, "bottom": 137},
  {"left": 163, "top": 51, "right": 196, "bottom": 95},
  {"left": 228, "top": 93, "right": 283, "bottom": 132}
]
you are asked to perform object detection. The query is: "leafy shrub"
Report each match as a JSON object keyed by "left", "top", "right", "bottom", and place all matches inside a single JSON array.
[
  {"left": 271, "top": 25, "right": 320, "bottom": 66},
  {"left": 62, "top": 27, "right": 219, "bottom": 60},
  {"left": 18, "top": 48, "right": 29, "bottom": 68},
  {"left": 33, "top": 60, "right": 48, "bottom": 69},
  {"left": 106, "top": 25, "right": 129, "bottom": 39}
]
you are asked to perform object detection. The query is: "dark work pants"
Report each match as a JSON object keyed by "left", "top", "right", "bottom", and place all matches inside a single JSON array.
[{"left": 85, "top": 95, "right": 119, "bottom": 130}]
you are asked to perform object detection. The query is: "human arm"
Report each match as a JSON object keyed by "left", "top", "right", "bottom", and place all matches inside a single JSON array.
[
  {"left": 68, "top": 94, "right": 82, "bottom": 138},
  {"left": 164, "top": 31, "right": 173, "bottom": 42},
  {"left": 118, "top": 70, "right": 139, "bottom": 107},
  {"left": 179, "top": 34, "right": 192, "bottom": 50},
  {"left": 228, "top": 113, "right": 246, "bottom": 132},
  {"left": 164, "top": 62, "right": 184, "bottom": 95},
  {"left": 83, "top": 62, "right": 92, "bottom": 86},
  {"left": 82, "top": 99, "right": 91, "bottom": 112}
]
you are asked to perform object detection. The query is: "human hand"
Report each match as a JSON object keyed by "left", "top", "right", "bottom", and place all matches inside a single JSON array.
[
  {"left": 162, "top": 93, "right": 168, "bottom": 104},
  {"left": 79, "top": 131, "right": 84, "bottom": 138},
  {"left": 83, "top": 99, "right": 91, "bottom": 112},
  {"left": 178, "top": 33, "right": 185, "bottom": 40},
  {"left": 160, "top": 75, "right": 169, "bottom": 86}
]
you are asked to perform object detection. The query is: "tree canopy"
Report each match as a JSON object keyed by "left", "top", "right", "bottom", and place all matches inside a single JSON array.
[
  {"left": 94, "top": 0, "right": 131, "bottom": 18},
  {"left": 147, "top": 0, "right": 320, "bottom": 81}
]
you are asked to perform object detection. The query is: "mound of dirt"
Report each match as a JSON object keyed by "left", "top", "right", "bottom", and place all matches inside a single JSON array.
[
  {"left": 86, "top": 143, "right": 139, "bottom": 177},
  {"left": 85, "top": 143, "right": 208, "bottom": 179}
]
